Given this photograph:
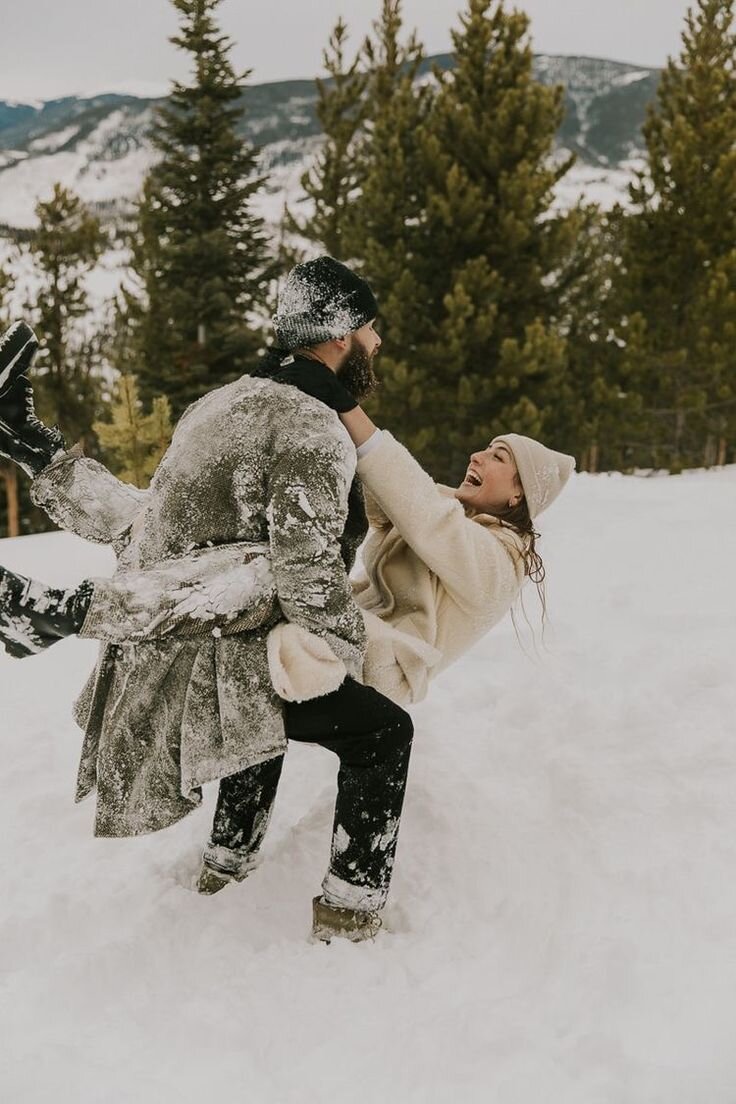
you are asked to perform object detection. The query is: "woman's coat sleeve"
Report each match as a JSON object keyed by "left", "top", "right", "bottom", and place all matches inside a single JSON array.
[{"left": 356, "top": 431, "right": 522, "bottom": 609}]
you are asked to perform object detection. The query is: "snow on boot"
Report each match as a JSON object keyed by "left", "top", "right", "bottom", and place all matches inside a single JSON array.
[
  {"left": 311, "top": 896, "right": 383, "bottom": 944},
  {"left": 196, "top": 865, "right": 235, "bottom": 895},
  {"left": 0, "top": 566, "right": 93, "bottom": 658},
  {"left": 0, "top": 323, "right": 66, "bottom": 478},
  {"left": 0, "top": 322, "right": 37, "bottom": 397},
  {"left": 196, "top": 861, "right": 252, "bottom": 895},
  {"left": 196, "top": 844, "right": 257, "bottom": 895}
]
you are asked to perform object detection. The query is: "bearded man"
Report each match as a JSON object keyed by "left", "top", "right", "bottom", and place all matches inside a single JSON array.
[{"left": 0, "top": 257, "right": 413, "bottom": 944}]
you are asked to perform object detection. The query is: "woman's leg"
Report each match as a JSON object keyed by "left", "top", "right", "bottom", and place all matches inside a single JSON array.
[
  {"left": 0, "top": 322, "right": 66, "bottom": 478},
  {"left": 0, "top": 565, "right": 92, "bottom": 657},
  {"left": 284, "top": 677, "right": 414, "bottom": 913},
  {"left": 199, "top": 679, "right": 413, "bottom": 919}
]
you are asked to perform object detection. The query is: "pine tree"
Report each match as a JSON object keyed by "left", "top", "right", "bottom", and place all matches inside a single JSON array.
[
  {"left": 617, "top": 0, "right": 736, "bottom": 470},
  {"left": 25, "top": 184, "right": 108, "bottom": 451},
  {"left": 94, "top": 375, "right": 173, "bottom": 488},
  {"left": 291, "top": 19, "right": 368, "bottom": 257},
  {"left": 554, "top": 207, "right": 646, "bottom": 471},
  {"left": 338, "top": 1, "right": 437, "bottom": 455},
  {"left": 131, "top": 0, "right": 270, "bottom": 417},
  {"left": 409, "top": 0, "right": 580, "bottom": 481}
]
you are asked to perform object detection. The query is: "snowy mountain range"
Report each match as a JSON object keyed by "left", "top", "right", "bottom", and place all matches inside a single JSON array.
[{"left": 0, "top": 53, "right": 659, "bottom": 234}]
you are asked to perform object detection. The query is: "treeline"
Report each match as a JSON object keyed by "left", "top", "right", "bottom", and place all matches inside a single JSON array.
[{"left": 1, "top": 0, "right": 734, "bottom": 536}]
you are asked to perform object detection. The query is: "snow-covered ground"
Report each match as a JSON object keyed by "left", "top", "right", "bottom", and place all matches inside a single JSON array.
[{"left": 2, "top": 465, "right": 736, "bottom": 1102}]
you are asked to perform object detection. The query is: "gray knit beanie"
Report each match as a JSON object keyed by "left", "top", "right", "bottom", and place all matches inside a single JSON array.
[
  {"left": 491, "top": 433, "right": 575, "bottom": 520},
  {"left": 273, "top": 256, "right": 379, "bottom": 351}
]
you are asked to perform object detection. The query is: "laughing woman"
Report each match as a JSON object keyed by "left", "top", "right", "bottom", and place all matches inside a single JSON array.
[{"left": 263, "top": 373, "right": 574, "bottom": 707}]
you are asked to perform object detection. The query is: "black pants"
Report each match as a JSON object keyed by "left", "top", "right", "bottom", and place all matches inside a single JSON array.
[{"left": 205, "top": 678, "right": 414, "bottom": 909}]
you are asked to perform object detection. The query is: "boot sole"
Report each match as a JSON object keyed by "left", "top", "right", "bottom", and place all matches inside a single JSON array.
[{"left": 0, "top": 323, "right": 39, "bottom": 398}]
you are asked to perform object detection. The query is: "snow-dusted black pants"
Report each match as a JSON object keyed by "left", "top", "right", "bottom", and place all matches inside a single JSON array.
[{"left": 207, "top": 678, "right": 414, "bottom": 909}]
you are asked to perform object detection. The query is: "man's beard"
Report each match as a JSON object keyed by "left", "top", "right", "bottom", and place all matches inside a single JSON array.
[{"left": 336, "top": 339, "right": 379, "bottom": 402}]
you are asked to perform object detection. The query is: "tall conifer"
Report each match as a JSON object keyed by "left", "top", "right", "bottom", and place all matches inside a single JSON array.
[
  {"left": 412, "top": 0, "right": 580, "bottom": 480},
  {"left": 26, "top": 184, "right": 107, "bottom": 451},
  {"left": 617, "top": 0, "right": 736, "bottom": 470},
  {"left": 341, "top": 1, "right": 435, "bottom": 454},
  {"left": 293, "top": 19, "right": 368, "bottom": 257},
  {"left": 130, "top": 0, "right": 270, "bottom": 417}
]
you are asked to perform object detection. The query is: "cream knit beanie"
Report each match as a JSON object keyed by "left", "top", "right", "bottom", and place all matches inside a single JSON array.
[{"left": 490, "top": 433, "right": 575, "bottom": 520}]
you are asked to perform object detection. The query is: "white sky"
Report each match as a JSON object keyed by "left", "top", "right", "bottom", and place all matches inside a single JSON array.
[{"left": 1, "top": 0, "right": 696, "bottom": 103}]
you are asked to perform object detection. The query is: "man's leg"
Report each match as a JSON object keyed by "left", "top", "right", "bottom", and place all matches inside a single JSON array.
[
  {"left": 198, "top": 678, "right": 413, "bottom": 931},
  {"left": 285, "top": 678, "right": 414, "bottom": 920},
  {"left": 199, "top": 754, "right": 285, "bottom": 891}
]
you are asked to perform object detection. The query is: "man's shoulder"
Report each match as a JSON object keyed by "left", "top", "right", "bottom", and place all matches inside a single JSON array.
[
  {"left": 189, "top": 374, "right": 336, "bottom": 425},
  {"left": 234, "top": 376, "right": 350, "bottom": 444},
  {"left": 180, "top": 374, "right": 352, "bottom": 465}
]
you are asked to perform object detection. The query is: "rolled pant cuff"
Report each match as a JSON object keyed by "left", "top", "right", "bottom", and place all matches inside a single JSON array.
[
  {"left": 321, "top": 871, "right": 387, "bottom": 912},
  {"left": 203, "top": 842, "right": 259, "bottom": 879}
]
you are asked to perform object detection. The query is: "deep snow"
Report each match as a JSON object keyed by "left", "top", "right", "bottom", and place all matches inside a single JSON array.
[{"left": 1, "top": 465, "right": 736, "bottom": 1103}]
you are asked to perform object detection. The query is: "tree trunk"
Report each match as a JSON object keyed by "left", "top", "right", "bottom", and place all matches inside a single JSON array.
[
  {"left": 717, "top": 437, "right": 728, "bottom": 467},
  {"left": 589, "top": 442, "right": 599, "bottom": 474},
  {"left": 2, "top": 463, "right": 20, "bottom": 537}
]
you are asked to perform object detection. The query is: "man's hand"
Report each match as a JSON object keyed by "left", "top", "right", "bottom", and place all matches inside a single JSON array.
[{"left": 274, "top": 359, "right": 358, "bottom": 413}]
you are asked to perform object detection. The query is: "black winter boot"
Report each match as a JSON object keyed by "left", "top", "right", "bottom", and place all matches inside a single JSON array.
[
  {"left": 0, "top": 322, "right": 66, "bottom": 478},
  {"left": 0, "top": 565, "right": 93, "bottom": 658},
  {"left": 0, "top": 321, "right": 37, "bottom": 397}
]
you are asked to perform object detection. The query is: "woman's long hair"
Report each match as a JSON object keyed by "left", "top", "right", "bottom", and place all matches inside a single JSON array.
[
  {"left": 495, "top": 499, "right": 544, "bottom": 583},
  {"left": 492, "top": 497, "right": 548, "bottom": 655},
  {"left": 485, "top": 495, "right": 547, "bottom": 624}
]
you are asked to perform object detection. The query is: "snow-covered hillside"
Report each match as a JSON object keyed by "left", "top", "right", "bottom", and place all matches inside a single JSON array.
[
  {"left": 2, "top": 465, "right": 735, "bottom": 1102},
  {"left": 0, "top": 54, "right": 657, "bottom": 231}
]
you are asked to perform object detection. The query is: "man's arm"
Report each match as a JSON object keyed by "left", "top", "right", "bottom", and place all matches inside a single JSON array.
[
  {"left": 31, "top": 447, "right": 150, "bottom": 550},
  {"left": 265, "top": 428, "right": 366, "bottom": 686}
]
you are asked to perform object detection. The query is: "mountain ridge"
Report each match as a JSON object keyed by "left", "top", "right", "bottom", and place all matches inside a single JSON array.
[{"left": 0, "top": 53, "right": 659, "bottom": 233}]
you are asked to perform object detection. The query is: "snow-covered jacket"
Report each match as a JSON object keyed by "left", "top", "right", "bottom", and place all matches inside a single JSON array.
[
  {"left": 81, "top": 431, "right": 527, "bottom": 707},
  {"left": 31, "top": 375, "right": 367, "bottom": 837}
]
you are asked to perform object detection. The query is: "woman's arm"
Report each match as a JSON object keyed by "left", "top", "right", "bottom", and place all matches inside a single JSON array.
[
  {"left": 339, "top": 407, "right": 379, "bottom": 450},
  {"left": 350, "top": 427, "right": 523, "bottom": 610},
  {"left": 338, "top": 408, "right": 391, "bottom": 528}
]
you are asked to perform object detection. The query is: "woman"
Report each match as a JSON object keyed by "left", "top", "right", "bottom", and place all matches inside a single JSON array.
[{"left": 267, "top": 398, "right": 573, "bottom": 707}]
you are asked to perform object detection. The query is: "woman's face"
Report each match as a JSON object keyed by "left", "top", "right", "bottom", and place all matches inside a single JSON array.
[{"left": 454, "top": 442, "right": 523, "bottom": 514}]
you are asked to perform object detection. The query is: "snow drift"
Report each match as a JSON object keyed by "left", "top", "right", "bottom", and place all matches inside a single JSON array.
[{"left": 1, "top": 465, "right": 736, "bottom": 1102}]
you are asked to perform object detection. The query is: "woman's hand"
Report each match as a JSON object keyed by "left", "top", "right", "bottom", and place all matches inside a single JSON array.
[{"left": 339, "top": 406, "right": 379, "bottom": 448}]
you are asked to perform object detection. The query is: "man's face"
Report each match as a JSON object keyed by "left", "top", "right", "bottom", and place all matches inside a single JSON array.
[{"left": 336, "top": 321, "right": 382, "bottom": 401}]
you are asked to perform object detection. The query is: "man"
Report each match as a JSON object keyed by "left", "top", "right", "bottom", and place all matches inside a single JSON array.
[{"left": 0, "top": 257, "right": 414, "bottom": 944}]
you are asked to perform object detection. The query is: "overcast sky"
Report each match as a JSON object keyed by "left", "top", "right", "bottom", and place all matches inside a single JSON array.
[{"left": 1, "top": 0, "right": 696, "bottom": 103}]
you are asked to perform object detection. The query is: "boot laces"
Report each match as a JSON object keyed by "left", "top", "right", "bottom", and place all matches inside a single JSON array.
[{"left": 20, "top": 378, "right": 63, "bottom": 445}]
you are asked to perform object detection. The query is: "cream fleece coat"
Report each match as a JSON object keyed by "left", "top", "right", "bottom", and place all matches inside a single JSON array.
[{"left": 269, "top": 431, "right": 527, "bottom": 704}]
